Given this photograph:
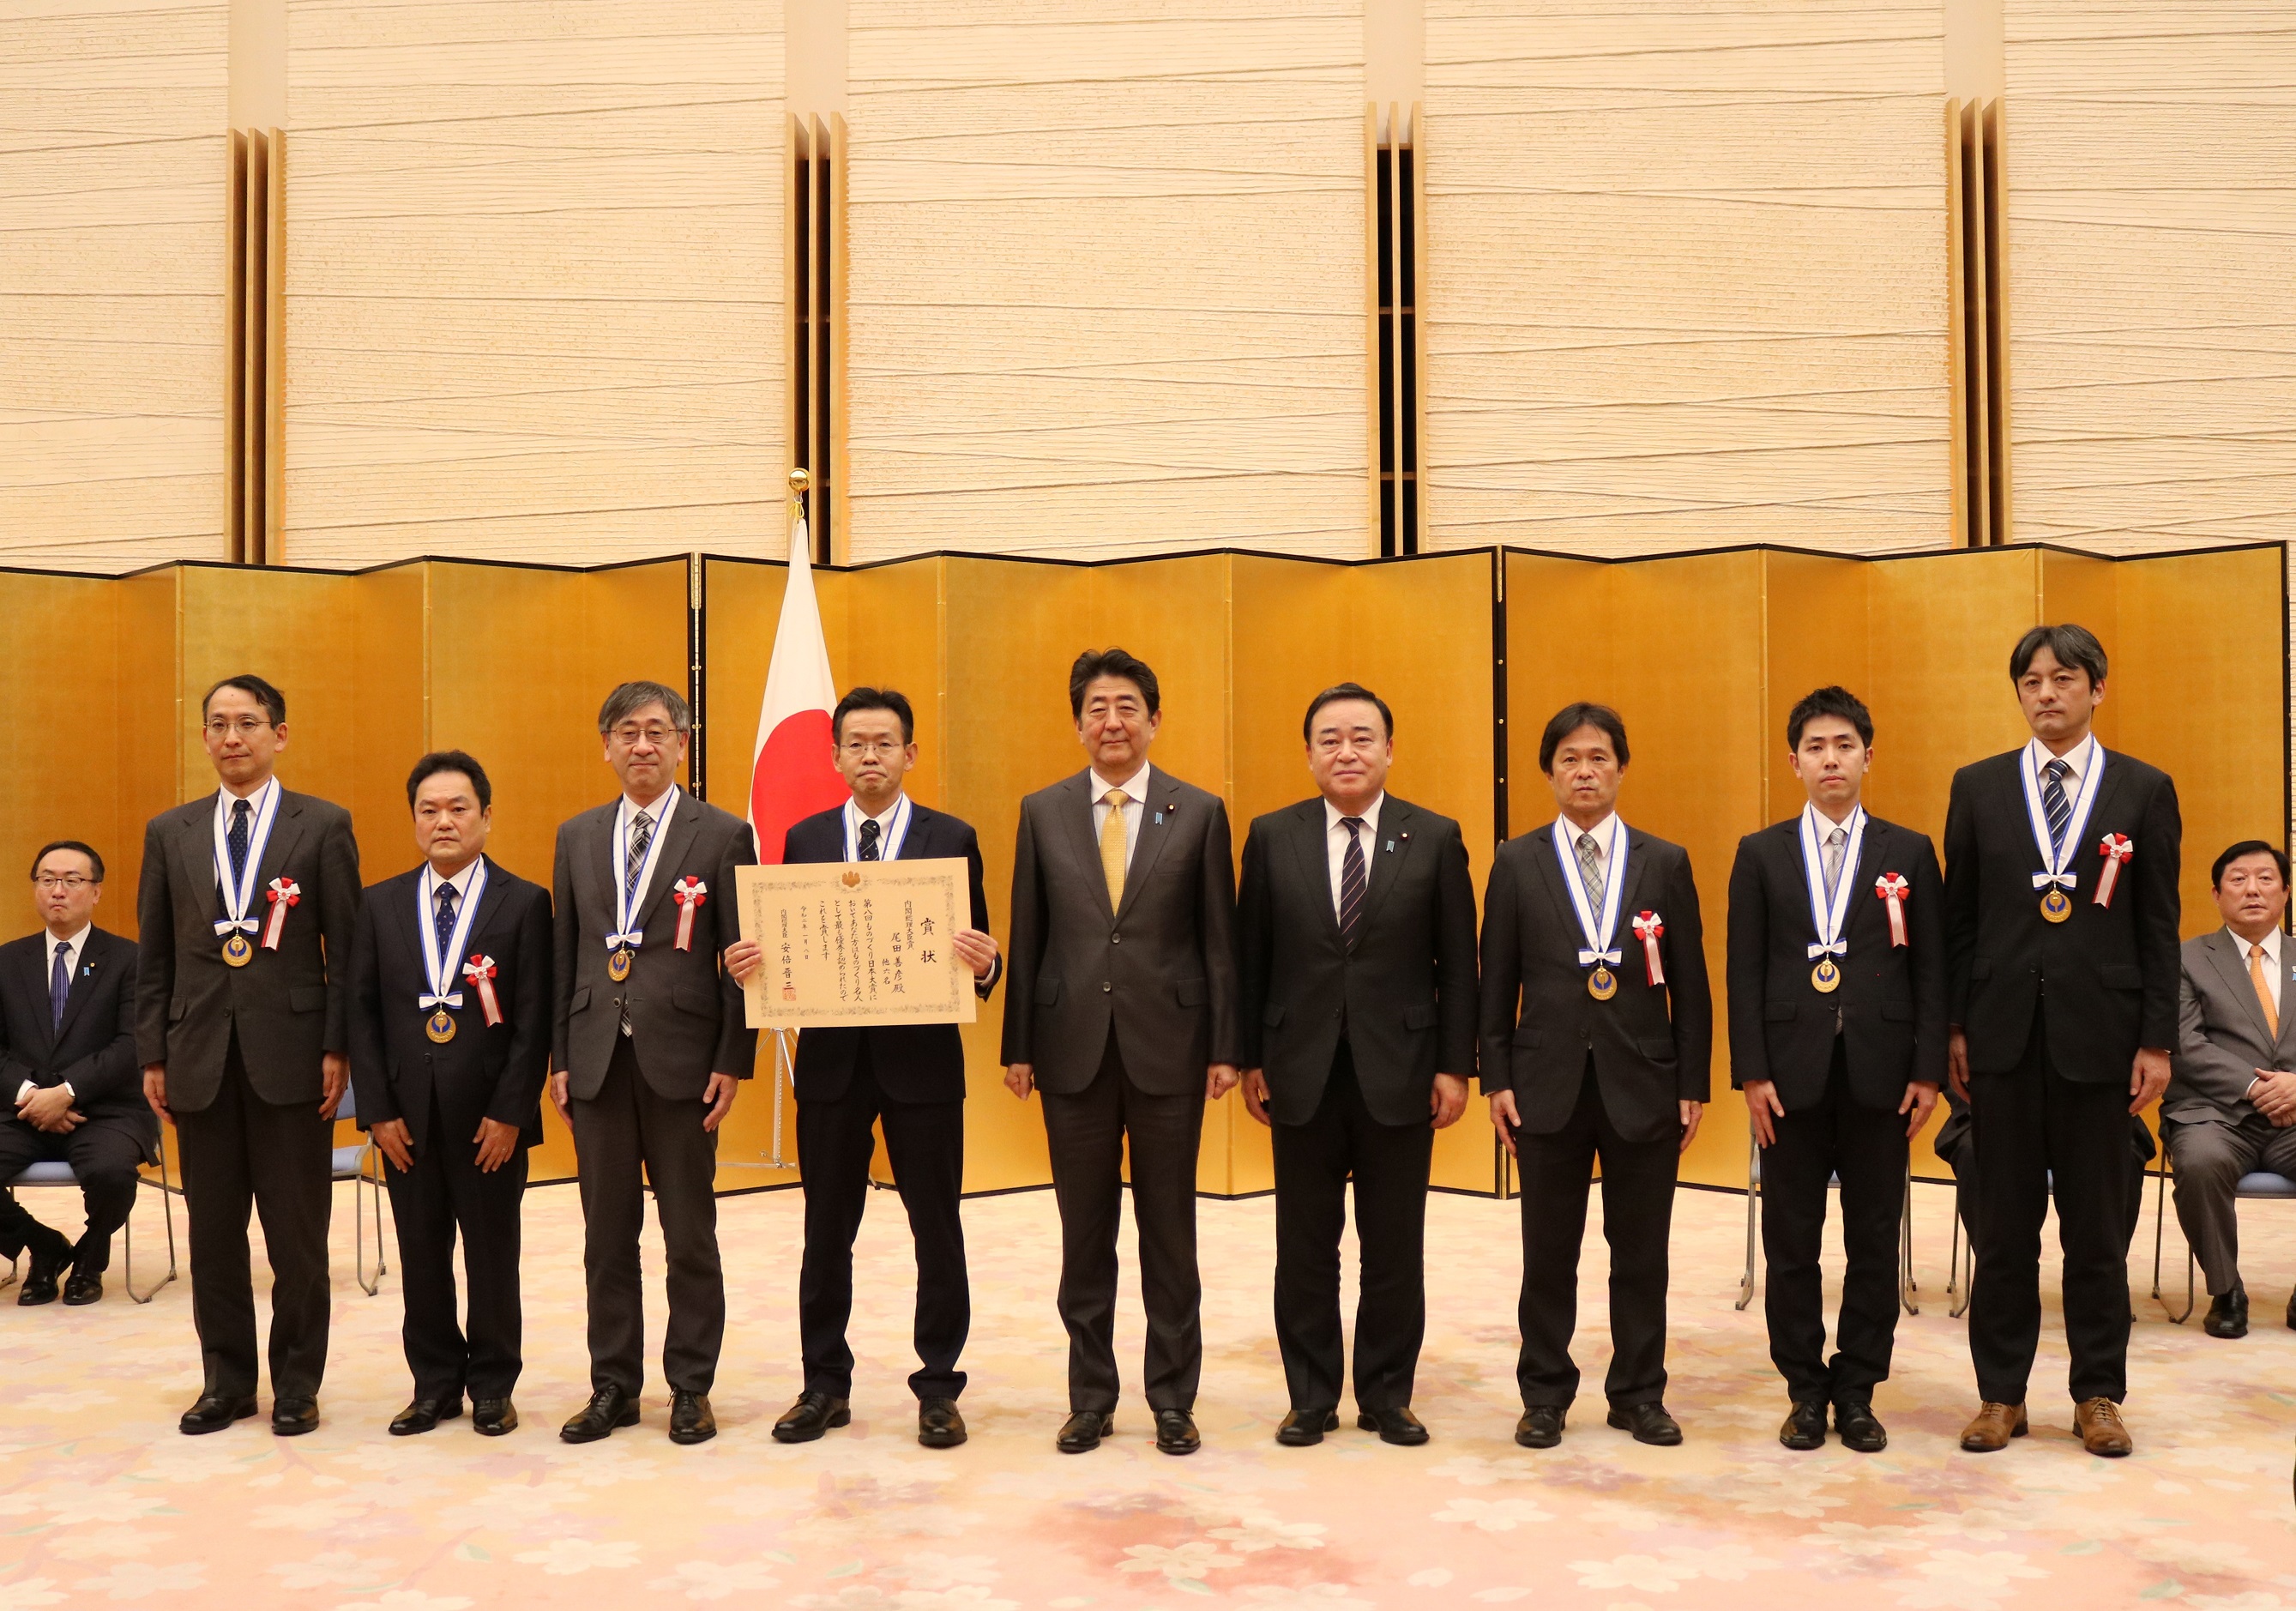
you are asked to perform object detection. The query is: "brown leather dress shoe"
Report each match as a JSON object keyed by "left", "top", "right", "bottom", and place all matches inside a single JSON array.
[
  {"left": 2074, "top": 1397, "right": 2132, "bottom": 1457},
  {"left": 1959, "top": 1401, "right": 2028, "bottom": 1451}
]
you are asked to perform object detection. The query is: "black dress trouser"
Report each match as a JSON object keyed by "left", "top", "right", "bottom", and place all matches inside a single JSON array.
[
  {"left": 383, "top": 1091, "right": 528, "bottom": 1403},
  {"left": 0, "top": 1119, "right": 145, "bottom": 1271},
  {"left": 1759, "top": 1039, "right": 1907, "bottom": 1406},
  {"left": 795, "top": 1041, "right": 969, "bottom": 1400},
  {"left": 1514, "top": 1059, "right": 1678, "bottom": 1409},
  {"left": 1968, "top": 1017, "right": 2134, "bottom": 1406},
  {"left": 175, "top": 1035, "right": 334, "bottom": 1399},
  {"left": 1269, "top": 1041, "right": 1434, "bottom": 1415}
]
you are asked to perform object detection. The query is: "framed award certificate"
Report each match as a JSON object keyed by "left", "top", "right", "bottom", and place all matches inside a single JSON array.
[{"left": 735, "top": 859, "right": 978, "bottom": 1029}]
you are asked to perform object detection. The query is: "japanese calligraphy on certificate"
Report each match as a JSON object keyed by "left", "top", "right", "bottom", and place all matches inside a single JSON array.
[{"left": 736, "top": 859, "right": 978, "bottom": 1029}]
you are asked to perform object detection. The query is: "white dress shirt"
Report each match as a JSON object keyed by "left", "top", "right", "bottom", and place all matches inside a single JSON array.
[
  {"left": 17, "top": 923, "right": 93, "bottom": 1104},
  {"left": 1324, "top": 793, "right": 1385, "bottom": 919},
  {"left": 2027, "top": 735, "right": 2098, "bottom": 804},
  {"left": 2233, "top": 924, "right": 2284, "bottom": 1016},
  {"left": 1563, "top": 812, "right": 1623, "bottom": 884},
  {"left": 420, "top": 856, "right": 483, "bottom": 926},
  {"left": 212, "top": 775, "right": 280, "bottom": 891},
  {"left": 1089, "top": 762, "right": 1154, "bottom": 870},
  {"left": 843, "top": 793, "right": 909, "bottom": 860}
]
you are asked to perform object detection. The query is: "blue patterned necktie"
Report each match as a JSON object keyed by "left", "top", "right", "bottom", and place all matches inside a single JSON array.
[
  {"left": 1338, "top": 818, "right": 1366, "bottom": 944},
  {"left": 2042, "top": 757, "right": 2072, "bottom": 857},
  {"left": 227, "top": 797, "right": 252, "bottom": 884},
  {"left": 49, "top": 940, "right": 69, "bottom": 1030},
  {"left": 434, "top": 882, "right": 458, "bottom": 955},
  {"left": 858, "top": 818, "right": 882, "bottom": 861},
  {"left": 625, "top": 809, "right": 654, "bottom": 897}
]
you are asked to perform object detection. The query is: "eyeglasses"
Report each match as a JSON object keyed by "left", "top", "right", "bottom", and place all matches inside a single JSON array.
[
  {"left": 839, "top": 739, "right": 906, "bottom": 758},
  {"left": 608, "top": 724, "right": 682, "bottom": 748},
  {"left": 32, "top": 875, "right": 96, "bottom": 891},
  {"left": 204, "top": 716, "right": 274, "bottom": 738}
]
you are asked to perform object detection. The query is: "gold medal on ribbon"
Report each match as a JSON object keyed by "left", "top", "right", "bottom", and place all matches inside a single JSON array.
[
  {"left": 425, "top": 1008, "right": 456, "bottom": 1044},
  {"left": 607, "top": 946, "right": 634, "bottom": 982},
  {"left": 222, "top": 932, "right": 253, "bottom": 968},
  {"left": 1811, "top": 956, "right": 1841, "bottom": 993},
  {"left": 2040, "top": 887, "right": 2072, "bottom": 924},
  {"left": 1588, "top": 963, "right": 1618, "bottom": 1001}
]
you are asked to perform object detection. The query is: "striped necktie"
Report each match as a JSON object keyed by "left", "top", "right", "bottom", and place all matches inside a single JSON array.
[
  {"left": 2041, "top": 758, "right": 2072, "bottom": 856},
  {"left": 1338, "top": 818, "right": 1366, "bottom": 944}
]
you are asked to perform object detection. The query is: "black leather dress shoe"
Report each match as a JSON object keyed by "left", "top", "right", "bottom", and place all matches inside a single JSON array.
[
  {"left": 917, "top": 1397, "right": 967, "bottom": 1448},
  {"left": 2204, "top": 1286, "right": 2250, "bottom": 1338},
  {"left": 1276, "top": 1409, "right": 1340, "bottom": 1446},
  {"left": 560, "top": 1385, "right": 640, "bottom": 1444},
  {"left": 1779, "top": 1400, "right": 1828, "bottom": 1451},
  {"left": 1154, "top": 1408, "right": 1200, "bottom": 1456},
  {"left": 179, "top": 1393, "right": 259, "bottom": 1436},
  {"left": 1056, "top": 1410, "right": 1113, "bottom": 1454},
  {"left": 16, "top": 1228, "right": 73, "bottom": 1306},
  {"left": 772, "top": 1391, "right": 852, "bottom": 1444},
  {"left": 1358, "top": 1406, "right": 1430, "bottom": 1446},
  {"left": 272, "top": 1397, "right": 320, "bottom": 1436},
  {"left": 1515, "top": 1406, "right": 1565, "bottom": 1448},
  {"left": 389, "top": 1397, "right": 462, "bottom": 1436},
  {"left": 472, "top": 1400, "right": 517, "bottom": 1436},
  {"left": 61, "top": 1270, "right": 102, "bottom": 1306},
  {"left": 1834, "top": 1401, "right": 1888, "bottom": 1453},
  {"left": 668, "top": 1391, "right": 715, "bottom": 1445},
  {"left": 1607, "top": 1402, "right": 1682, "bottom": 1446}
]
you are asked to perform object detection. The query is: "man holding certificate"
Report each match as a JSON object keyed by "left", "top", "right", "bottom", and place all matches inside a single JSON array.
[
  {"left": 1945, "top": 625, "right": 2180, "bottom": 1457},
  {"left": 725, "top": 688, "right": 1001, "bottom": 1450},
  {"left": 1479, "top": 703, "right": 1709, "bottom": 1450},
  {"left": 1726, "top": 687, "right": 1943, "bottom": 1453}
]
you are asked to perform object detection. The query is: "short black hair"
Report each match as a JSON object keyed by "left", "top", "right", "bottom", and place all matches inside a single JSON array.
[
  {"left": 1302, "top": 682, "right": 1394, "bottom": 744},
  {"left": 406, "top": 750, "right": 493, "bottom": 812},
  {"left": 597, "top": 679, "right": 691, "bottom": 735},
  {"left": 1070, "top": 648, "right": 1160, "bottom": 718},
  {"left": 2010, "top": 624, "right": 2108, "bottom": 687},
  {"left": 202, "top": 673, "right": 286, "bottom": 726},
  {"left": 28, "top": 840, "right": 103, "bottom": 883},
  {"left": 1540, "top": 702, "right": 1630, "bottom": 774},
  {"left": 834, "top": 686, "right": 915, "bottom": 745},
  {"left": 1787, "top": 685, "right": 1874, "bottom": 750},
  {"left": 2211, "top": 839, "right": 2290, "bottom": 888}
]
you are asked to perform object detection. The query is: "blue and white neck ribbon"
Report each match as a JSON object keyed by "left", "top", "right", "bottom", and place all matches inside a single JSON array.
[
  {"left": 1799, "top": 804, "right": 1867, "bottom": 963},
  {"left": 418, "top": 860, "right": 488, "bottom": 1012},
  {"left": 210, "top": 780, "right": 281, "bottom": 938},
  {"left": 608, "top": 787, "right": 678, "bottom": 955},
  {"left": 2020, "top": 739, "right": 2105, "bottom": 894},
  {"left": 844, "top": 793, "right": 913, "bottom": 862},
  {"left": 1551, "top": 817, "right": 1627, "bottom": 968}
]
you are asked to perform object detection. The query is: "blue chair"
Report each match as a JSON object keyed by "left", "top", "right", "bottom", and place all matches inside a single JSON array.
[
  {"left": 1737, "top": 1125, "right": 1918, "bottom": 1315},
  {"left": 0, "top": 1141, "right": 179, "bottom": 1305},
  {"left": 333, "top": 1080, "right": 389, "bottom": 1296},
  {"left": 2149, "top": 1147, "right": 2296, "bottom": 1322}
]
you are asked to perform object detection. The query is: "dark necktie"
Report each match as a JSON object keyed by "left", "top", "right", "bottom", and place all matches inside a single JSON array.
[
  {"left": 50, "top": 942, "right": 69, "bottom": 1031},
  {"left": 1338, "top": 818, "right": 1366, "bottom": 944},
  {"left": 227, "top": 797, "right": 252, "bottom": 885},
  {"left": 858, "top": 818, "right": 882, "bottom": 861},
  {"left": 434, "top": 882, "right": 458, "bottom": 955},
  {"left": 625, "top": 809, "right": 654, "bottom": 897},
  {"left": 2042, "top": 757, "right": 2072, "bottom": 856}
]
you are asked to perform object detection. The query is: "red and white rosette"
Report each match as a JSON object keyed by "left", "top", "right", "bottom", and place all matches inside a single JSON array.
[
  {"left": 1874, "top": 872, "right": 1910, "bottom": 948},
  {"left": 1631, "top": 910, "right": 1666, "bottom": 987},
  {"left": 2094, "top": 833, "right": 2134, "bottom": 908},
  {"left": 262, "top": 878, "right": 299, "bottom": 950},
  {"left": 461, "top": 954, "right": 504, "bottom": 1026},
  {"left": 672, "top": 876, "right": 707, "bottom": 951}
]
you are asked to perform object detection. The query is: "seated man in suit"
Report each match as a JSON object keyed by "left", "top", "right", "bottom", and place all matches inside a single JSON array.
[
  {"left": 727, "top": 687, "right": 1001, "bottom": 1450},
  {"left": 349, "top": 751, "right": 552, "bottom": 1435},
  {"left": 2166, "top": 839, "right": 2296, "bottom": 1338},
  {"left": 0, "top": 841, "right": 152, "bottom": 1304}
]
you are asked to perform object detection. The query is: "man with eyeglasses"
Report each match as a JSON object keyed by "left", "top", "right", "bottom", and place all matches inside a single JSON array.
[
  {"left": 551, "top": 680, "right": 756, "bottom": 1447},
  {"left": 726, "top": 687, "right": 1002, "bottom": 1449},
  {"left": 0, "top": 842, "right": 152, "bottom": 1306},
  {"left": 136, "top": 674, "right": 360, "bottom": 1435}
]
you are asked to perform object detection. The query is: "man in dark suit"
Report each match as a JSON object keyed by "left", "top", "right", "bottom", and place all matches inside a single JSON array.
[
  {"left": 1727, "top": 686, "right": 1944, "bottom": 1454},
  {"left": 2165, "top": 840, "right": 2296, "bottom": 1337},
  {"left": 727, "top": 687, "right": 1002, "bottom": 1450},
  {"left": 1479, "top": 702, "right": 1710, "bottom": 1450},
  {"left": 349, "top": 751, "right": 552, "bottom": 1437},
  {"left": 0, "top": 841, "right": 153, "bottom": 1304},
  {"left": 1945, "top": 624, "right": 2180, "bottom": 1458},
  {"left": 1002, "top": 647, "right": 1241, "bottom": 1457},
  {"left": 138, "top": 673, "right": 359, "bottom": 1437},
  {"left": 1236, "top": 683, "right": 1476, "bottom": 1448},
  {"left": 551, "top": 679, "right": 756, "bottom": 1447}
]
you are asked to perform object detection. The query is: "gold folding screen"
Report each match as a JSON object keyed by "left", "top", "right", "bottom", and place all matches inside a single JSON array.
[{"left": 1, "top": 541, "right": 2280, "bottom": 1200}]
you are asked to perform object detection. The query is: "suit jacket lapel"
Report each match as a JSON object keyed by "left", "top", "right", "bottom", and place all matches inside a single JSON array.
[
  {"left": 634, "top": 797, "right": 703, "bottom": 930},
  {"left": 2203, "top": 929, "right": 2278, "bottom": 1048},
  {"left": 23, "top": 941, "right": 60, "bottom": 1053},
  {"left": 1528, "top": 824, "right": 1582, "bottom": 947},
  {"left": 1286, "top": 801, "right": 1344, "bottom": 948},
  {"left": 1613, "top": 829, "right": 1654, "bottom": 949},
  {"left": 1353, "top": 799, "right": 1414, "bottom": 944},
  {"left": 1114, "top": 773, "right": 1178, "bottom": 922},
  {"left": 895, "top": 805, "right": 934, "bottom": 860},
  {"left": 392, "top": 868, "right": 431, "bottom": 994},
  {"left": 254, "top": 792, "right": 307, "bottom": 900},
  {"left": 1061, "top": 772, "right": 1116, "bottom": 923},
  {"left": 174, "top": 799, "right": 218, "bottom": 917}
]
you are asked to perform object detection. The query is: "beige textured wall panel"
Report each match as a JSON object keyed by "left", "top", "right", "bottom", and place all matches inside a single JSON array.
[
  {"left": 2005, "top": 3, "right": 2296, "bottom": 553},
  {"left": 1424, "top": 1, "right": 1952, "bottom": 556},
  {"left": 281, "top": 0, "right": 783, "bottom": 566},
  {"left": 0, "top": 0, "right": 229, "bottom": 571},
  {"left": 844, "top": 0, "right": 1366, "bottom": 561}
]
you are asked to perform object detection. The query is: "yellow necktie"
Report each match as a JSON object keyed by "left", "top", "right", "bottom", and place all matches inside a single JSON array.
[
  {"left": 1100, "top": 789, "right": 1130, "bottom": 909},
  {"left": 2251, "top": 943, "right": 2280, "bottom": 1039}
]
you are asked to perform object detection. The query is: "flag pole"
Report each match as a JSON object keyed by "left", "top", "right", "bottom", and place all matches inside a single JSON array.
[{"left": 767, "top": 465, "right": 811, "bottom": 1168}]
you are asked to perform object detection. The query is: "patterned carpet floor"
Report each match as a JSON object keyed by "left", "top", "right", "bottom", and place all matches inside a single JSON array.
[{"left": 2, "top": 1168, "right": 2293, "bottom": 1608}]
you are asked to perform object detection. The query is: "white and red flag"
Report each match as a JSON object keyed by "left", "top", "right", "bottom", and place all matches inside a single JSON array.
[{"left": 747, "top": 494, "right": 847, "bottom": 864}]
